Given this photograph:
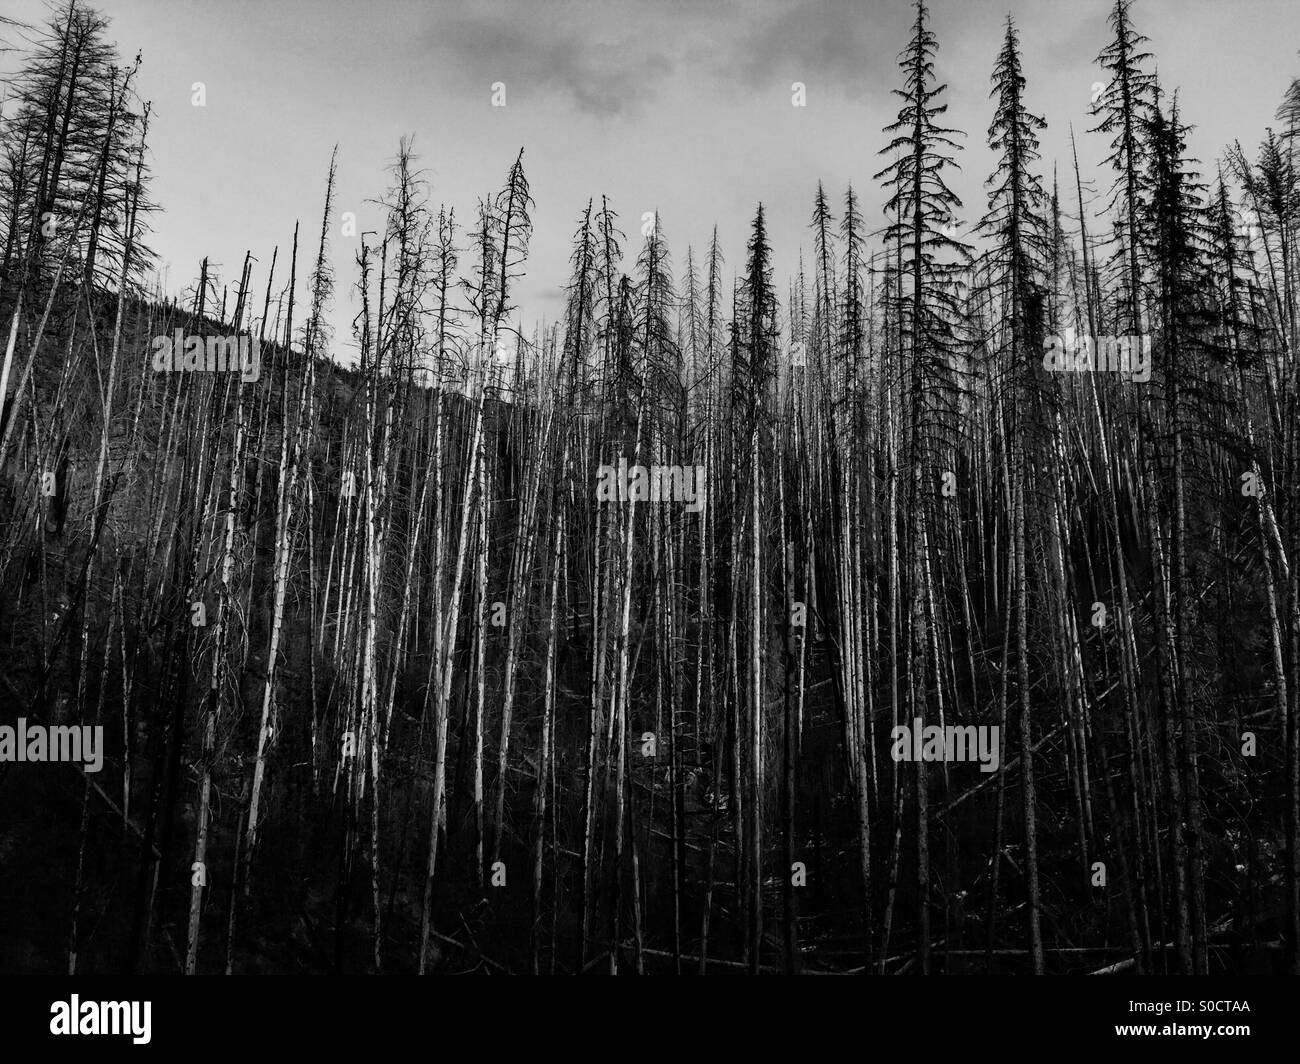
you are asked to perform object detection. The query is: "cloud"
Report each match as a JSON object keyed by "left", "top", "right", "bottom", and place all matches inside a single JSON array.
[
  {"left": 1040, "top": 13, "right": 1107, "bottom": 70},
  {"left": 429, "top": 11, "right": 675, "bottom": 118},
  {"left": 704, "top": 0, "right": 911, "bottom": 99}
]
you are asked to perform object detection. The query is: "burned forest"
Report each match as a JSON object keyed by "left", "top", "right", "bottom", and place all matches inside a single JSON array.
[{"left": 2, "top": 0, "right": 1300, "bottom": 982}]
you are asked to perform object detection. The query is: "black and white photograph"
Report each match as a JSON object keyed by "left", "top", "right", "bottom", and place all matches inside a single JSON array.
[{"left": 0, "top": 0, "right": 1296, "bottom": 1043}]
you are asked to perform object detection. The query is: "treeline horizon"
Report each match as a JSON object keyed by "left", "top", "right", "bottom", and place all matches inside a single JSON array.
[{"left": 1, "top": 0, "right": 1299, "bottom": 975}]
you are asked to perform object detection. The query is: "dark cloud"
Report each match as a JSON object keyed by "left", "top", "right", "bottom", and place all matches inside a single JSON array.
[
  {"left": 426, "top": 1, "right": 914, "bottom": 118},
  {"left": 430, "top": 11, "right": 675, "bottom": 118},
  {"left": 712, "top": 0, "right": 904, "bottom": 97}
]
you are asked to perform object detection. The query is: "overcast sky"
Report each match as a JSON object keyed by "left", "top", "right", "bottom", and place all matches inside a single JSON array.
[{"left": 5, "top": 0, "right": 1298, "bottom": 362}]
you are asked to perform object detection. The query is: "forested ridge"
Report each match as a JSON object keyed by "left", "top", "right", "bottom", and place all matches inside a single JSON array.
[{"left": 1, "top": 0, "right": 1299, "bottom": 976}]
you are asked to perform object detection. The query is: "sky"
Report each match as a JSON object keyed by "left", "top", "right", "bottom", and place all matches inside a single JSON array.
[{"left": 3, "top": 0, "right": 1298, "bottom": 363}]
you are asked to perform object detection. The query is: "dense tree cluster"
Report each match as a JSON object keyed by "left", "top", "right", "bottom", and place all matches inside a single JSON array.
[{"left": 1, "top": 0, "right": 1298, "bottom": 975}]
